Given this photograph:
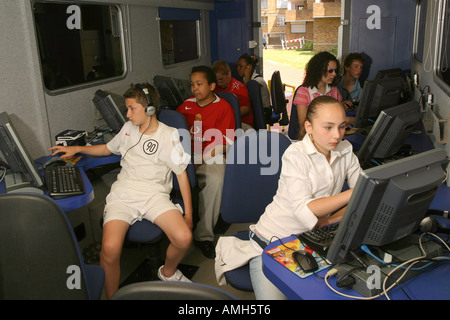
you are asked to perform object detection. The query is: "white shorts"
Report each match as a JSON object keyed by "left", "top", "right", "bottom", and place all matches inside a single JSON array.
[{"left": 103, "top": 191, "right": 183, "bottom": 226}]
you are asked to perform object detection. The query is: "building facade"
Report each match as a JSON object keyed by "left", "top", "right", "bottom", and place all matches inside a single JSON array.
[{"left": 261, "top": 0, "right": 341, "bottom": 52}]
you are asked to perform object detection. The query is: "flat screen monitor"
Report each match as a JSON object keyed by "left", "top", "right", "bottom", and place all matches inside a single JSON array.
[
  {"left": 0, "top": 112, "right": 44, "bottom": 190},
  {"left": 326, "top": 148, "right": 448, "bottom": 264},
  {"left": 373, "top": 68, "right": 403, "bottom": 80},
  {"left": 153, "top": 75, "right": 191, "bottom": 109},
  {"left": 92, "top": 89, "right": 127, "bottom": 132},
  {"left": 354, "top": 77, "right": 404, "bottom": 128},
  {"left": 357, "top": 101, "right": 421, "bottom": 169}
]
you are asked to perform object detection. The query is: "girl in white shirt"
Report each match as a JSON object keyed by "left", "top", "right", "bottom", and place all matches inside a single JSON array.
[{"left": 215, "top": 96, "right": 362, "bottom": 299}]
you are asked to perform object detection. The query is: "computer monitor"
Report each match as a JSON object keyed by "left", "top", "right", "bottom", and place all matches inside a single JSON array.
[
  {"left": 326, "top": 148, "right": 448, "bottom": 264},
  {"left": 373, "top": 68, "right": 403, "bottom": 80},
  {"left": 0, "top": 112, "right": 44, "bottom": 191},
  {"left": 153, "top": 75, "right": 191, "bottom": 109},
  {"left": 354, "top": 77, "right": 404, "bottom": 128},
  {"left": 92, "top": 89, "right": 127, "bottom": 132},
  {"left": 357, "top": 101, "right": 421, "bottom": 169}
]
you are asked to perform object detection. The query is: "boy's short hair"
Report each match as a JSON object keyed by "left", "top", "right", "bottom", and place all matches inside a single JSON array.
[
  {"left": 211, "top": 60, "right": 231, "bottom": 75},
  {"left": 123, "top": 83, "right": 160, "bottom": 110},
  {"left": 191, "top": 66, "right": 217, "bottom": 85},
  {"left": 342, "top": 52, "right": 364, "bottom": 69}
]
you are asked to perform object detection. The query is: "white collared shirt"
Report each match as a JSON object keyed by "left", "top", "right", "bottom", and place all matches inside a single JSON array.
[{"left": 255, "top": 134, "right": 362, "bottom": 240}]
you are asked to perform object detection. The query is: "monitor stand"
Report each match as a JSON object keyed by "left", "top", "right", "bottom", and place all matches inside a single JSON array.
[
  {"left": 4, "top": 172, "right": 44, "bottom": 195},
  {"left": 334, "top": 234, "right": 442, "bottom": 298}
]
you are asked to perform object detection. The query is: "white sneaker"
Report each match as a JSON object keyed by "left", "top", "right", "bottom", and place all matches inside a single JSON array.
[{"left": 157, "top": 265, "right": 192, "bottom": 282}]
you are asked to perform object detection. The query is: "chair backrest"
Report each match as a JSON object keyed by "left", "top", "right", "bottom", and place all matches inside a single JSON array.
[
  {"left": 270, "top": 71, "right": 287, "bottom": 114},
  {"left": 158, "top": 109, "right": 197, "bottom": 190},
  {"left": 220, "top": 130, "right": 291, "bottom": 223},
  {"left": 0, "top": 193, "right": 96, "bottom": 299},
  {"left": 111, "top": 281, "right": 237, "bottom": 300},
  {"left": 216, "top": 91, "right": 242, "bottom": 131},
  {"left": 246, "top": 80, "right": 266, "bottom": 130},
  {"left": 288, "top": 86, "right": 301, "bottom": 140}
]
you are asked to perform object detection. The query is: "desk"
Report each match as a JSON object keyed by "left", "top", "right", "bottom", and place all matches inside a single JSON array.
[
  {"left": 0, "top": 153, "right": 121, "bottom": 212},
  {"left": 262, "top": 184, "right": 450, "bottom": 300},
  {"left": 344, "top": 120, "right": 433, "bottom": 153}
]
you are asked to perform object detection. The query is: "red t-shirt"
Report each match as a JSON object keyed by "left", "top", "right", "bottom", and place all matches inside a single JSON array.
[
  {"left": 177, "top": 94, "right": 236, "bottom": 156},
  {"left": 214, "top": 77, "right": 254, "bottom": 128}
]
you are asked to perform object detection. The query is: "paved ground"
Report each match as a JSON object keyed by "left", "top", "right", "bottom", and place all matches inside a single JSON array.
[{"left": 262, "top": 59, "right": 304, "bottom": 91}]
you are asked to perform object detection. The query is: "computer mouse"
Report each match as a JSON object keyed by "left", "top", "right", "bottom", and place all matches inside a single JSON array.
[
  {"left": 43, "top": 157, "right": 67, "bottom": 168},
  {"left": 292, "top": 250, "right": 319, "bottom": 273}
]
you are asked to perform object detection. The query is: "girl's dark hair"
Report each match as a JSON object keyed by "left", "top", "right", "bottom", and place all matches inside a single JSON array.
[
  {"left": 302, "top": 51, "right": 340, "bottom": 88},
  {"left": 191, "top": 65, "right": 217, "bottom": 85},
  {"left": 306, "top": 96, "right": 342, "bottom": 122},
  {"left": 239, "top": 53, "right": 258, "bottom": 70}
]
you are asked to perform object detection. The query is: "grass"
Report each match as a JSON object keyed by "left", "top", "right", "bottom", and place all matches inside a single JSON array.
[{"left": 263, "top": 49, "right": 316, "bottom": 70}]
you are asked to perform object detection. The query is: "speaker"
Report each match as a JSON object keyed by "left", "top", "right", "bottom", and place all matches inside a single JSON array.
[
  {"left": 135, "top": 84, "right": 156, "bottom": 116},
  {"left": 419, "top": 209, "right": 450, "bottom": 234}
]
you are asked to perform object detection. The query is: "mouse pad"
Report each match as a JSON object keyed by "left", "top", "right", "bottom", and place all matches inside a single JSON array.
[{"left": 265, "top": 238, "right": 331, "bottom": 278}]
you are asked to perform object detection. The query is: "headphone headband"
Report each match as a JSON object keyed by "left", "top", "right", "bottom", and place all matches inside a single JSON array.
[{"left": 135, "top": 83, "right": 155, "bottom": 116}]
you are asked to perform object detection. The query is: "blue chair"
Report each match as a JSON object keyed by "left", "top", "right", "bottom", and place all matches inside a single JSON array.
[
  {"left": 112, "top": 281, "right": 237, "bottom": 300},
  {"left": 220, "top": 130, "right": 291, "bottom": 291},
  {"left": 288, "top": 86, "right": 301, "bottom": 140},
  {"left": 126, "top": 109, "right": 196, "bottom": 279},
  {"left": 246, "top": 79, "right": 267, "bottom": 130},
  {"left": 0, "top": 193, "right": 104, "bottom": 299},
  {"left": 216, "top": 91, "right": 242, "bottom": 132},
  {"left": 270, "top": 71, "right": 290, "bottom": 127}
]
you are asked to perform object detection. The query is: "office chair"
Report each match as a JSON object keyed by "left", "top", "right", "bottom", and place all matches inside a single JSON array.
[
  {"left": 0, "top": 193, "right": 104, "bottom": 299},
  {"left": 125, "top": 109, "right": 197, "bottom": 279},
  {"left": 288, "top": 86, "right": 301, "bottom": 140},
  {"left": 219, "top": 130, "right": 291, "bottom": 291},
  {"left": 216, "top": 91, "right": 242, "bottom": 133},
  {"left": 111, "top": 281, "right": 237, "bottom": 300},
  {"left": 246, "top": 79, "right": 267, "bottom": 130},
  {"left": 270, "top": 71, "right": 290, "bottom": 127}
]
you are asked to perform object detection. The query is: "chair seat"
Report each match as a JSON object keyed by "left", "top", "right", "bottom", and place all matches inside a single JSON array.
[
  {"left": 127, "top": 219, "right": 163, "bottom": 243},
  {"left": 224, "top": 231, "right": 254, "bottom": 292}
]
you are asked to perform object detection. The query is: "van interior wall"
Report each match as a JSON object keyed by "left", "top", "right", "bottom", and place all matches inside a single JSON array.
[{"left": 0, "top": 0, "right": 213, "bottom": 159}]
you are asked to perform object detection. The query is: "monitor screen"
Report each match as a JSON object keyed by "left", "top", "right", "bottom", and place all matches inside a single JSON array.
[
  {"left": 373, "top": 68, "right": 403, "bottom": 80},
  {"left": 92, "top": 89, "right": 127, "bottom": 132},
  {"left": 356, "top": 101, "right": 421, "bottom": 169},
  {"left": 0, "top": 112, "right": 44, "bottom": 189},
  {"left": 153, "top": 75, "right": 191, "bottom": 109},
  {"left": 354, "top": 77, "right": 404, "bottom": 128},
  {"left": 326, "top": 148, "right": 448, "bottom": 264}
]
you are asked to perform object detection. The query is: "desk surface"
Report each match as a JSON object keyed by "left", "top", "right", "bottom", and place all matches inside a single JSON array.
[
  {"left": 0, "top": 153, "right": 121, "bottom": 212},
  {"left": 262, "top": 184, "right": 450, "bottom": 300}
]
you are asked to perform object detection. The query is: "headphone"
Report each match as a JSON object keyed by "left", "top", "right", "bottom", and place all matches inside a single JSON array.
[
  {"left": 135, "top": 83, "right": 156, "bottom": 116},
  {"left": 419, "top": 209, "right": 450, "bottom": 234}
]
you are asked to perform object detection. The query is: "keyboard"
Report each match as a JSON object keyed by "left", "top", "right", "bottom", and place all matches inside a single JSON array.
[
  {"left": 297, "top": 224, "right": 339, "bottom": 255},
  {"left": 44, "top": 165, "right": 85, "bottom": 199}
]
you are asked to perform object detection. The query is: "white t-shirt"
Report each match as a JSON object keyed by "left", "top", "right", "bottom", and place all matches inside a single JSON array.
[
  {"left": 106, "top": 120, "right": 190, "bottom": 196},
  {"left": 255, "top": 133, "right": 362, "bottom": 240}
]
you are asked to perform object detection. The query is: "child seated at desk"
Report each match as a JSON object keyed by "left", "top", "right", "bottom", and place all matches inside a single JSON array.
[
  {"left": 49, "top": 83, "right": 193, "bottom": 299},
  {"left": 215, "top": 96, "right": 362, "bottom": 299}
]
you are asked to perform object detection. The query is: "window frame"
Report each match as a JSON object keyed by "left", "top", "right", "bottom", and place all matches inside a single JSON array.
[
  {"left": 434, "top": 0, "right": 450, "bottom": 95},
  {"left": 32, "top": 1, "right": 127, "bottom": 95}
]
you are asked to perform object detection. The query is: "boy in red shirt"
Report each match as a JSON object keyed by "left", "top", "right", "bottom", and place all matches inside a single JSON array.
[
  {"left": 177, "top": 65, "right": 236, "bottom": 258},
  {"left": 212, "top": 60, "right": 254, "bottom": 130}
]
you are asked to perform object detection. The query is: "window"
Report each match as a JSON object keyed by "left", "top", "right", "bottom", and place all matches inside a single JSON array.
[
  {"left": 276, "top": 15, "right": 286, "bottom": 26},
  {"left": 291, "top": 22, "right": 306, "bottom": 33},
  {"left": 33, "top": 2, "right": 125, "bottom": 91},
  {"left": 414, "top": 0, "right": 428, "bottom": 62},
  {"left": 158, "top": 7, "right": 200, "bottom": 66},
  {"left": 277, "top": 0, "right": 288, "bottom": 9},
  {"left": 261, "top": 0, "right": 268, "bottom": 9},
  {"left": 437, "top": 0, "right": 450, "bottom": 86},
  {"left": 261, "top": 16, "right": 268, "bottom": 26}
]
